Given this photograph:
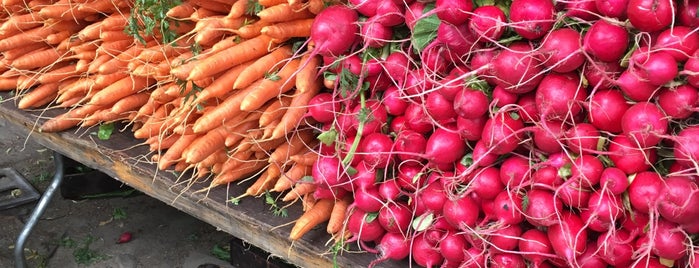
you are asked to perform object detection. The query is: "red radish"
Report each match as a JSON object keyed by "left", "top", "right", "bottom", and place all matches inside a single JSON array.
[
  {"left": 404, "top": 102, "right": 434, "bottom": 134},
  {"left": 599, "top": 167, "right": 629, "bottom": 195},
  {"left": 397, "top": 163, "right": 426, "bottom": 191},
  {"left": 490, "top": 42, "right": 544, "bottom": 94},
  {"left": 509, "top": 0, "right": 555, "bottom": 40},
  {"left": 491, "top": 85, "right": 518, "bottom": 107},
  {"left": 490, "top": 253, "right": 526, "bottom": 268},
  {"left": 489, "top": 224, "right": 523, "bottom": 252},
  {"left": 378, "top": 179, "right": 401, "bottom": 201},
  {"left": 539, "top": 28, "right": 585, "bottom": 73},
  {"left": 674, "top": 125, "right": 699, "bottom": 168},
  {"left": 524, "top": 188, "right": 563, "bottom": 227},
  {"left": 419, "top": 181, "right": 448, "bottom": 212},
  {"left": 355, "top": 100, "right": 388, "bottom": 136},
  {"left": 468, "top": 5, "right": 506, "bottom": 42},
  {"left": 116, "top": 231, "right": 132, "bottom": 244},
  {"left": 587, "top": 191, "right": 623, "bottom": 223},
  {"left": 438, "top": 66, "right": 469, "bottom": 101},
  {"left": 608, "top": 135, "right": 657, "bottom": 174},
  {"left": 653, "top": 26, "right": 699, "bottom": 62},
  {"left": 470, "top": 166, "right": 505, "bottom": 200},
  {"left": 435, "top": 0, "right": 472, "bottom": 25},
  {"left": 595, "top": 0, "right": 629, "bottom": 19},
  {"left": 532, "top": 119, "right": 567, "bottom": 154},
  {"left": 621, "top": 102, "right": 668, "bottom": 148},
  {"left": 580, "top": 207, "right": 611, "bottom": 233},
  {"left": 308, "top": 93, "right": 340, "bottom": 124},
  {"left": 657, "top": 85, "right": 699, "bottom": 119},
  {"left": 351, "top": 161, "right": 378, "bottom": 190},
  {"left": 437, "top": 22, "right": 476, "bottom": 56},
  {"left": 439, "top": 231, "right": 468, "bottom": 262},
  {"left": 360, "top": 132, "right": 394, "bottom": 169},
  {"left": 629, "top": 50, "right": 679, "bottom": 86},
  {"left": 548, "top": 211, "right": 587, "bottom": 263},
  {"left": 519, "top": 229, "right": 554, "bottom": 266},
  {"left": 310, "top": 5, "right": 359, "bottom": 57},
  {"left": 348, "top": 208, "right": 386, "bottom": 242},
  {"left": 383, "top": 51, "right": 412, "bottom": 86},
  {"left": 583, "top": 20, "right": 629, "bottom": 62},
  {"left": 425, "top": 126, "right": 466, "bottom": 165},
  {"left": 313, "top": 156, "right": 347, "bottom": 189},
  {"left": 470, "top": 48, "right": 498, "bottom": 85},
  {"left": 587, "top": 89, "right": 630, "bottom": 133},
  {"left": 353, "top": 186, "right": 384, "bottom": 212},
  {"left": 596, "top": 229, "right": 633, "bottom": 267},
  {"left": 628, "top": 171, "right": 664, "bottom": 213},
  {"left": 570, "top": 154, "right": 604, "bottom": 188},
  {"left": 382, "top": 86, "right": 408, "bottom": 116},
  {"left": 411, "top": 232, "right": 444, "bottom": 267},
  {"left": 425, "top": 91, "right": 457, "bottom": 121},
  {"left": 516, "top": 92, "right": 540, "bottom": 123},
  {"left": 577, "top": 242, "right": 607, "bottom": 268},
  {"left": 492, "top": 190, "right": 524, "bottom": 225},
  {"left": 404, "top": 1, "right": 426, "bottom": 30},
  {"left": 456, "top": 115, "right": 487, "bottom": 141},
  {"left": 629, "top": 256, "right": 666, "bottom": 268},
  {"left": 348, "top": 0, "right": 378, "bottom": 17},
  {"left": 566, "top": 0, "right": 599, "bottom": 21},
  {"left": 313, "top": 186, "right": 348, "bottom": 200},
  {"left": 657, "top": 175, "right": 699, "bottom": 224},
  {"left": 616, "top": 70, "right": 660, "bottom": 102},
  {"left": 565, "top": 123, "right": 601, "bottom": 155},
  {"left": 374, "top": 0, "right": 405, "bottom": 27},
  {"left": 393, "top": 129, "right": 427, "bottom": 162},
  {"left": 557, "top": 179, "right": 592, "bottom": 208},
  {"left": 453, "top": 88, "right": 489, "bottom": 119},
  {"left": 499, "top": 155, "right": 531, "bottom": 189},
  {"left": 369, "top": 232, "right": 410, "bottom": 267},
  {"left": 652, "top": 219, "right": 688, "bottom": 260},
  {"left": 342, "top": 54, "right": 364, "bottom": 75},
  {"left": 420, "top": 45, "right": 450, "bottom": 76},
  {"left": 535, "top": 72, "right": 586, "bottom": 121},
  {"left": 531, "top": 165, "right": 565, "bottom": 188},
  {"left": 481, "top": 111, "right": 525, "bottom": 155},
  {"left": 378, "top": 202, "right": 412, "bottom": 234},
  {"left": 584, "top": 60, "right": 622, "bottom": 89},
  {"left": 679, "top": 0, "right": 699, "bottom": 27},
  {"left": 442, "top": 195, "right": 479, "bottom": 229},
  {"left": 361, "top": 16, "right": 392, "bottom": 48},
  {"left": 627, "top": 0, "right": 675, "bottom": 32},
  {"left": 472, "top": 140, "right": 499, "bottom": 167}
]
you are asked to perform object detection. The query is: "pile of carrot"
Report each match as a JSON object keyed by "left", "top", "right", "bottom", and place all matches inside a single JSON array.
[{"left": 0, "top": 0, "right": 349, "bottom": 242}]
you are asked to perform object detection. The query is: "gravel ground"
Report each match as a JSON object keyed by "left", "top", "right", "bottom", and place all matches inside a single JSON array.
[{"left": 0, "top": 119, "right": 234, "bottom": 268}]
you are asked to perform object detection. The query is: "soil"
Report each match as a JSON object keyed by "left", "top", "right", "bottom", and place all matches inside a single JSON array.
[{"left": 0, "top": 119, "right": 234, "bottom": 267}]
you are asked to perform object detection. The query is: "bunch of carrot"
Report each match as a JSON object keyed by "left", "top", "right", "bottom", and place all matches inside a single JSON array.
[{"left": 0, "top": 0, "right": 350, "bottom": 243}]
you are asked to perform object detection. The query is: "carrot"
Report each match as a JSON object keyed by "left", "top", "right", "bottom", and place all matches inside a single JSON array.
[
  {"left": 188, "top": 34, "right": 274, "bottom": 81},
  {"left": 227, "top": 0, "right": 248, "bottom": 19},
  {"left": 308, "top": 0, "right": 336, "bottom": 14},
  {"left": 77, "top": 0, "right": 125, "bottom": 14},
  {"left": 183, "top": 125, "right": 230, "bottom": 164},
  {"left": 289, "top": 197, "right": 334, "bottom": 240},
  {"left": 191, "top": 79, "right": 262, "bottom": 133},
  {"left": 97, "top": 39, "right": 135, "bottom": 55},
  {"left": 233, "top": 45, "right": 292, "bottom": 90},
  {"left": 88, "top": 76, "right": 154, "bottom": 106},
  {"left": 167, "top": 2, "right": 196, "bottom": 19},
  {"left": 296, "top": 54, "right": 322, "bottom": 93},
  {"left": 45, "top": 30, "right": 72, "bottom": 45},
  {"left": 234, "top": 20, "right": 272, "bottom": 39},
  {"left": 98, "top": 43, "right": 151, "bottom": 74},
  {"left": 37, "top": 2, "right": 92, "bottom": 20},
  {"left": 2, "top": 42, "right": 48, "bottom": 61},
  {"left": 210, "top": 159, "right": 268, "bottom": 187},
  {"left": 273, "top": 163, "right": 311, "bottom": 192},
  {"left": 217, "top": 149, "right": 255, "bottom": 174},
  {"left": 245, "top": 163, "right": 283, "bottom": 196},
  {"left": 56, "top": 77, "right": 94, "bottom": 101},
  {"left": 259, "top": 0, "right": 288, "bottom": 7},
  {"left": 110, "top": 92, "right": 151, "bottom": 116},
  {"left": 18, "top": 82, "right": 60, "bottom": 109},
  {"left": 0, "top": 77, "right": 19, "bottom": 91},
  {"left": 98, "top": 30, "right": 132, "bottom": 42},
  {"left": 147, "top": 133, "right": 180, "bottom": 152},
  {"left": 190, "top": 0, "right": 233, "bottom": 13},
  {"left": 282, "top": 182, "right": 317, "bottom": 202},
  {"left": 0, "top": 13, "right": 42, "bottom": 34},
  {"left": 224, "top": 120, "right": 258, "bottom": 148},
  {"left": 157, "top": 134, "right": 201, "bottom": 170},
  {"left": 169, "top": 52, "right": 216, "bottom": 81},
  {"left": 86, "top": 54, "right": 112, "bottom": 74},
  {"left": 257, "top": 4, "right": 314, "bottom": 23},
  {"left": 94, "top": 72, "right": 129, "bottom": 88},
  {"left": 37, "top": 64, "right": 78, "bottom": 84},
  {"left": 259, "top": 96, "right": 292, "bottom": 127},
  {"left": 39, "top": 104, "right": 104, "bottom": 132},
  {"left": 271, "top": 81, "right": 320, "bottom": 139},
  {"left": 239, "top": 58, "right": 300, "bottom": 111},
  {"left": 197, "top": 148, "right": 228, "bottom": 169},
  {"left": 193, "top": 60, "right": 253, "bottom": 104},
  {"left": 261, "top": 18, "right": 314, "bottom": 41},
  {"left": 190, "top": 8, "right": 221, "bottom": 21},
  {"left": 269, "top": 129, "right": 315, "bottom": 164},
  {"left": 327, "top": 196, "right": 352, "bottom": 234}
]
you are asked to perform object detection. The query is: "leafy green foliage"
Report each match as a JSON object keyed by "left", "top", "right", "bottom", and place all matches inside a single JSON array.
[
  {"left": 246, "top": 0, "right": 264, "bottom": 16},
  {"left": 97, "top": 123, "right": 115, "bottom": 140},
  {"left": 265, "top": 191, "right": 288, "bottom": 217},
  {"left": 126, "top": 0, "right": 181, "bottom": 44},
  {"left": 410, "top": 3, "right": 439, "bottom": 53}
]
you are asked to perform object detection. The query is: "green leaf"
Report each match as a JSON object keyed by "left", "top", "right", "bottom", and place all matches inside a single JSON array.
[
  {"left": 112, "top": 208, "right": 127, "bottom": 220},
  {"left": 410, "top": 4, "right": 440, "bottom": 53},
  {"left": 246, "top": 0, "right": 264, "bottom": 16},
  {"left": 345, "top": 166, "right": 358, "bottom": 176},
  {"left": 558, "top": 163, "right": 572, "bottom": 179},
  {"left": 365, "top": 212, "right": 379, "bottom": 223},
  {"left": 317, "top": 128, "right": 338, "bottom": 146},
  {"left": 265, "top": 191, "right": 275, "bottom": 205},
  {"left": 521, "top": 194, "right": 530, "bottom": 212},
  {"left": 300, "top": 176, "right": 315, "bottom": 183},
  {"left": 97, "top": 123, "right": 115, "bottom": 140},
  {"left": 264, "top": 71, "right": 281, "bottom": 81},
  {"left": 211, "top": 244, "right": 231, "bottom": 262},
  {"left": 412, "top": 213, "right": 434, "bottom": 232}
]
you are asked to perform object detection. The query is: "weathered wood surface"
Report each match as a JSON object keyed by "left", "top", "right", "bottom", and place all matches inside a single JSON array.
[{"left": 0, "top": 93, "right": 397, "bottom": 268}]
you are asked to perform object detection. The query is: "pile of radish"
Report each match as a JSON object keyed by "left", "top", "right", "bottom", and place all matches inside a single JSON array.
[{"left": 304, "top": 0, "right": 699, "bottom": 267}]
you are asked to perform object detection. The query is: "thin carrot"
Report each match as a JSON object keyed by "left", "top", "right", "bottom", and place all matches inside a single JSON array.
[
  {"left": 234, "top": 20, "right": 272, "bottom": 39},
  {"left": 38, "top": 64, "right": 78, "bottom": 84},
  {"left": 0, "top": 77, "right": 19, "bottom": 91},
  {"left": 110, "top": 92, "right": 151, "bottom": 116},
  {"left": 157, "top": 134, "right": 200, "bottom": 170},
  {"left": 259, "top": 96, "right": 292, "bottom": 127},
  {"left": 97, "top": 39, "right": 135, "bottom": 55},
  {"left": 86, "top": 54, "right": 112, "bottom": 74},
  {"left": 0, "top": 13, "right": 42, "bottom": 34},
  {"left": 289, "top": 151, "right": 318, "bottom": 166},
  {"left": 197, "top": 148, "right": 228, "bottom": 169},
  {"left": 271, "top": 81, "right": 320, "bottom": 139},
  {"left": 245, "top": 163, "right": 283, "bottom": 196},
  {"left": 259, "top": 0, "right": 288, "bottom": 7},
  {"left": 193, "top": 60, "right": 253, "bottom": 104},
  {"left": 2, "top": 42, "right": 48, "bottom": 61},
  {"left": 327, "top": 196, "right": 352, "bottom": 234},
  {"left": 190, "top": 0, "right": 233, "bottom": 13},
  {"left": 289, "top": 197, "right": 334, "bottom": 240},
  {"left": 183, "top": 125, "right": 230, "bottom": 164},
  {"left": 261, "top": 18, "right": 314, "bottom": 41},
  {"left": 166, "top": 2, "right": 196, "bottom": 19},
  {"left": 98, "top": 43, "right": 151, "bottom": 74},
  {"left": 18, "top": 82, "right": 60, "bottom": 109},
  {"left": 240, "top": 58, "right": 300, "bottom": 111},
  {"left": 39, "top": 104, "right": 104, "bottom": 132},
  {"left": 147, "top": 133, "right": 180, "bottom": 152},
  {"left": 282, "top": 182, "right": 317, "bottom": 202},
  {"left": 76, "top": 0, "right": 126, "bottom": 14},
  {"left": 88, "top": 76, "right": 154, "bottom": 106},
  {"left": 37, "top": 2, "right": 92, "bottom": 20},
  {"left": 227, "top": 0, "right": 248, "bottom": 19},
  {"left": 191, "top": 79, "right": 262, "bottom": 133},
  {"left": 308, "top": 0, "right": 337, "bottom": 14},
  {"left": 296, "top": 54, "right": 322, "bottom": 93},
  {"left": 234, "top": 45, "right": 292, "bottom": 90},
  {"left": 45, "top": 30, "right": 72, "bottom": 45},
  {"left": 217, "top": 149, "right": 255, "bottom": 175},
  {"left": 256, "top": 4, "right": 314, "bottom": 23},
  {"left": 273, "top": 163, "right": 310, "bottom": 192},
  {"left": 187, "top": 34, "right": 274, "bottom": 81},
  {"left": 210, "top": 159, "right": 268, "bottom": 187}
]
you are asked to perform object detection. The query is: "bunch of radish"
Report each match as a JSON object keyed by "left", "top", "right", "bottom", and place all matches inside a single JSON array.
[{"left": 302, "top": 0, "right": 699, "bottom": 267}]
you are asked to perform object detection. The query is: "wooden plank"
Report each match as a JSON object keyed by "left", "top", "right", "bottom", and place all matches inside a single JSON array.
[{"left": 0, "top": 93, "right": 398, "bottom": 268}]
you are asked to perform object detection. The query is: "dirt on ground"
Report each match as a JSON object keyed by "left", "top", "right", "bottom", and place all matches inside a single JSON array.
[{"left": 0, "top": 119, "right": 234, "bottom": 267}]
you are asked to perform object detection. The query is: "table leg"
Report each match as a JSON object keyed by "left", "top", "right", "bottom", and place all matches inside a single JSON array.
[{"left": 13, "top": 151, "right": 64, "bottom": 268}]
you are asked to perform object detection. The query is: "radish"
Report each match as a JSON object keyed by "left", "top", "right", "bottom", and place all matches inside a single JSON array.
[
  {"left": 595, "top": 0, "right": 629, "bottom": 19},
  {"left": 442, "top": 195, "right": 479, "bottom": 229},
  {"left": 419, "top": 180, "right": 448, "bottom": 212},
  {"left": 565, "top": 123, "right": 601, "bottom": 155},
  {"left": 599, "top": 167, "right": 629, "bottom": 195},
  {"left": 411, "top": 232, "right": 444, "bottom": 267},
  {"left": 369, "top": 232, "right": 410, "bottom": 267},
  {"left": 470, "top": 167, "right": 506, "bottom": 200},
  {"left": 685, "top": 51, "right": 699, "bottom": 91},
  {"left": 578, "top": 241, "right": 607, "bottom": 268},
  {"left": 652, "top": 219, "right": 688, "bottom": 260},
  {"left": 420, "top": 44, "right": 450, "bottom": 76},
  {"left": 616, "top": 70, "right": 661, "bottom": 102},
  {"left": 439, "top": 231, "right": 468, "bottom": 262},
  {"left": 424, "top": 126, "right": 466, "bottom": 165},
  {"left": 437, "top": 66, "right": 470, "bottom": 101},
  {"left": 583, "top": 20, "right": 629, "bottom": 62},
  {"left": 354, "top": 100, "right": 388, "bottom": 136},
  {"left": 653, "top": 26, "right": 699, "bottom": 62},
  {"left": 657, "top": 85, "right": 699, "bottom": 119},
  {"left": 310, "top": 5, "right": 359, "bottom": 57},
  {"left": 353, "top": 186, "right": 384, "bottom": 212},
  {"left": 608, "top": 134, "right": 657, "bottom": 174},
  {"left": 657, "top": 175, "right": 699, "bottom": 224},
  {"left": 489, "top": 224, "right": 523, "bottom": 252},
  {"left": 404, "top": 102, "right": 434, "bottom": 134},
  {"left": 490, "top": 253, "right": 526, "bottom": 268},
  {"left": 383, "top": 51, "right": 412, "bottom": 86},
  {"left": 359, "top": 132, "right": 395, "bottom": 169},
  {"left": 468, "top": 5, "right": 506, "bottom": 42},
  {"left": 394, "top": 129, "right": 427, "bottom": 162},
  {"left": 519, "top": 229, "right": 554, "bottom": 266},
  {"left": 396, "top": 163, "right": 426, "bottom": 191},
  {"left": 516, "top": 92, "right": 540, "bottom": 123},
  {"left": 628, "top": 171, "right": 664, "bottom": 213},
  {"left": 679, "top": 0, "right": 699, "bottom": 27},
  {"left": 627, "top": 0, "right": 675, "bottom": 32},
  {"left": 491, "top": 85, "right": 518, "bottom": 107},
  {"left": 584, "top": 60, "right": 622, "bottom": 89},
  {"left": 351, "top": 161, "right": 378, "bottom": 190},
  {"left": 557, "top": 179, "right": 592, "bottom": 208},
  {"left": 313, "top": 156, "right": 348, "bottom": 189},
  {"left": 453, "top": 88, "right": 489, "bottom": 119},
  {"left": 425, "top": 91, "right": 457, "bottom": 121},
  {"left": 532, "top": 119, "right": 567, "bottom": 154},
  {"left": 535, "top": 72, "right": 586, "bottom": 121},
  {"left": 378, "top": 179, "right": 401, "bottom": 201},
  {"left": 456, "top": 115, "right": 487, "bottom": 141},
  {"left": 674, "top": 125, "right": 699, "bottom": 168},
  {"left": 382, "top": 86, "right": 408, "bottom": 116},
  {"left": 570, "top": 154, "right": 604, "bottom": 188},
  {"left": 490, "top": 42, "right": 544, "bottom": 94},
  {"left": 629, "top": 50, "right": 679, "bottom": 86},
  {"left": 348, "top": 208, "right": 386, "bottom": 242},
  {"left": 308, "top": 93, "right": 340, "bottom": 124},
  {"left": 499, "top": 155, "right": 531, "bottom": 189},
  {"left": 374, "top": 0, "right": 405, "bottom": 27},
  {"left": 509, "top": 0, "right": 555, "bottom": 40},
  {"left": 587, "top": 89, "right": 630, "bottom": 133},
  {"left": 492, "top": 190, "right": 524, "bottom": 225},
  {"left": 524, "top": 188, "right": 563, "bottom": 227},
  {"left": 548, "top": 211, "right": 587, "bottom": 263},
  {"left": 531, "top": 165, "right": 565, "bottom": 188},
  {"left": 437, "top": 22, "right": 476, "bottom": 57},
  {"left": 481, "top": 111, "right": 525, "bottom": 155},
  {"left": 566, "top": 0, "right": 599, "bottom": 21},
  {"left": 621, "top": 102, "right": 668, "bottom": 148},
  {"left": 586, "top": 191, "right": 623, "bottom": 223},
  {"left": 580, "top": 208, "right": 612, "bottom": 233},
  {"left": 539, "top": 28, "right": 585, "bottom": 73},
  {"left": 361, "top": 16, "right": 392, "bottom": 48},
  {"left": 348, "top": 0, "right": 379, "bottom": 17},
  {"left": 629, "top": 256, "right": 666, "bottom": 268},
  {"left": 378, "top": 202, "right": 412, "bottom": 234},
  {"left": 597, "top": 229, "right": 634, "bottom": 267},
  {"left": 472, "top": 140, "right": 499, "bottom": 167},
  {"left": 435, "top": 0, "right": 472, "bottom": 25}
]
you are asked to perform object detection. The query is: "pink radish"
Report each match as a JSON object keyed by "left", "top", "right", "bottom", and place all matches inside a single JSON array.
[
  {"left": 653, "top": 26, "right": 699, "bottom": 62},
  {"left": 621, "top": 102, "right": 668, "bottom": 148},
  {"left": 369, "top": 232, "right": 410, "bottom": 267},
  {"left": 442, "top": 195, "right": 479, "bottom": 229},
  {"left": 628, "top": 171, "right": 664, "bottom": 213},
  {"left": 499, "top": 155, "right": 531, "bottom": 189},
  {"left": 481, "top": 111, "right": 525, "bottom": 155},
  {"left": 456, "top": 115, "right": 487, "bottom": 141},
  {"left": 565, "top": 123, "right": 601, "bottom": 155},
  {"left": 599, "top": 167, "right": 629, "bottom": 195},
  {"left": 657, "top": 85, "right": 699, "bottom": 120},
  {"left": 490, "top": 42, "right": 544, "bottom": 94},
  {"left": 425, "top": 125, "right": 466, "bottom": 165},
  {"left": 490, "top": 253, "right": 526, "bottom": 268},
  {"left": 439, "top": 231, "right": 468, "bottom": 262},
  {"left": 652, "top": 219, "right": 688, "bottom": 260},
  {"left": 469, "top": 5, "right": 506, "bottom": 42},
  {"left": 583, "top": 20, "right": 629, "bottom": 62},
  {"left": 597, "top": 229, "right": 634, "bottom": 267},
  {"left": 566, "top": 0, "right": 599, "bottom": 21},
  {"left": 674, "top": 125, "right": 699, "bottom": 168},
  {"left": 586, "top": 89, "right": 630, "bottom": 133},
  {"left": 435, "top": 0, "right": 472, "bottom": 25},
  {"left": 492, "top": 190, "right": 524, "bottom": 225},
  {"left": 308, "top": 93, "right": 340, "bottom": 124},
  {"left": 378, "top": 202, "right": 412, "bottom": 234},
  {"left": 524, "top": 188, "right": 563, "bottom": 227},
  {"left": 627, "top": 0, "right": 675, "bottom": 32},
  {"left": 359, "top": 132, "right": 394, "bottom": 169},
  {"left": 509, "top": 0, "right": 555, "bottom": 40},
  {"left": 519, "top": 229, "right": 554, "bottom": 266},
  {"left": 348, "top": 208, "right": 386, "bottom": 242},
  {"left": 616, "top": 70, "right": 660, "bottom": 102},
  {"left": 535, "top": 72, "right": 586, "bottom": 121},
  {"left": 629, "top": 50, "right": 679, "bottom": 86},
  {"left": 539, "top": 28, "right": 585, "bottom": 73},
  {"left": 548, "top": 211, "right": 587, "bottom": 263},
  {"left": 393, "top": 129, "right": 427, "bottom": 162},
  {"left": 470, "top": 166, "right": 505, "bottom": 200},
  {"left": 595, "top": 0, "right": 628, "bottom": 19},
  {"left": 587, "top": 191, "right": 623, "bottom": 223},
  {"left": 310, "top": 5, "right": 359, "bottom": 57},
  {"left": 570, "top": 154, "right": 604, "bottom": 188},
  {"left": 608, "top": 135, "right": 657, "bottom": 174},
  {"left": 425, "top": 91, "right": 457, "bottom": 121},
  {"left": 453, "top": 88, "right": 489, "bottom": 119},
  {"left": 679, "top": 0, "right": 699, "bottom": 27},
  {"left": 657, "top": 175, "right": 699, "bottom": 224},
  {"left": 411, "top": 232, "right": 444, "bottom": 267},
  {"left": 532, "top": 119, "right": 567, "bottom": 154},
  {"left": 489, "top": 224, "right": 523, "bottom": 252}
]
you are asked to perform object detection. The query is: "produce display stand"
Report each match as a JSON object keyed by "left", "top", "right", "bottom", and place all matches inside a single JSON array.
[{"left": 0, "top": 92, "right": 395, "bottom": 268}]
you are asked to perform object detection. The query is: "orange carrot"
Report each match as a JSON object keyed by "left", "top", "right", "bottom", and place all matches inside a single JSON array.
[
  {"left": 289, "top": 198, "right": 334, "bottom": 240},
  {"left": 99, "top": 30, "right": 132, "bottom": 42},
  {"left": 245, "top": 163, "right": 283, "bottom": 196},
  {"left": 234, "top": 20, "right": 272, "bottom": 39},
  {"left": 167, "top": 2, "right": 196, "bottom": 19},
  {"left": 269, "top": 129, "right": 315, "bottom": 164},
  {"left": 259, "top": 96, "right": 292, "bottom": 127},
  {"left": 233, "top": 45, "right": 292, "bottom": 90},
  {"left": 191, "top": 79, "right": 262, "bottom": 133},
  {"left": 94, "top": 72, "right": 129, "bottom": 88},
  {"left": 183, "top": 125, "right": 230, "bottom": 164},
  {"left": 282, "top": 182, "right": 317, "bottom": 202},
  {"left": 197, "top": 148, "right": 228, "bottom": 169},
  {"left": 18, "top": 82, "right": 60, "bottom": 109},
  {"left": 0, "top": 13, "right": 42, "bottom": 34},
  {"left": 98, "top": 43, "right": 150, "bottom": 74},
  {"left": 2, "top": 42, "right": 48, "bottom": 61},
  {"left": 257, "top": 3, "right": 314, "bottom": 23},
  {"left": 273, "top": 163, "right": 311, "bottom": 192},
  {"left": 308, "top": 0, "right": 336, "bottom": 14},
  {"left": 210, "top": 159, "right": 268, "bottom": 187},
  {"left": 296, "top": 53, "right": 322, "bottom": 93},
  {"left": 240, "top": 58, "right": 300, "bottom": 111},
  {"left": 190, "top": 0, "right": 233, "bottom": 13},
  {"left": 193, "top": 60, "right": 253, "bottom": 104},
  {"left": 227, "top": 0, "right": 248, "bottom": 19},
  {"left": 224, "top": 120, "right": 258, "bottom": 147},
  {"left": 157, "top": 134, "right": 201, "bottom": 170},
  {"left": 88, "top": 76, "right": 154, "bottom": 106},
  {"left": 110, "top": 92, "right": 151, "bottom": 116},
  {"left": 77, "top": 0, "right": 126, "bottom": 14},
  {"left": 261, "top": 18, "right": 314, "bottom": 41},
  {"left": 0, "top": 77, "right": 19, "bottom": 91},
  {"left": 327, "top": 196, "right": 352, "bottom": 234},
  {"left": 97, "top": 39, "right": 135, "bottom": 55},
  {"left": 86, "top": 54, "right": 112, "bottom": 74},
  {"left": 259, "top": 0, "right": 288, "bottom": 7},
  {"left": 187, "top": 34, "right": 274, "bottom": 81},
  {"left": 38, "top": 64, "right": 78, "bottom": 84},
  {"left": 271, "top": 80, "right": 321, "bottom": 139},
  {"left": 39, "top": 104, "right": 104, "bottom": 132},
  {"left": 45, "top": 30, "right": 72, "bottom": 45},
  {"left": 37, "top": 2, "right": 92, "bottom": 20}
]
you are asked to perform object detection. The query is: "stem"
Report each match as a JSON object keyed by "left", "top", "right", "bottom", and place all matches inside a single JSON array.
[{"left": 342, "top": 92, "right": 366, "bottom": 166}]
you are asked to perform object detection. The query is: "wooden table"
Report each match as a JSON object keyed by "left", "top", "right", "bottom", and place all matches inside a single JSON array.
[{"left": 0, "top": 93, "right": 399, "bottom": 268}]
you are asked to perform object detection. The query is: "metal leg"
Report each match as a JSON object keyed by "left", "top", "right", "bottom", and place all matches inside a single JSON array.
[{"left": 14, "top": 151, "right": 64, "bottom": 268}]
